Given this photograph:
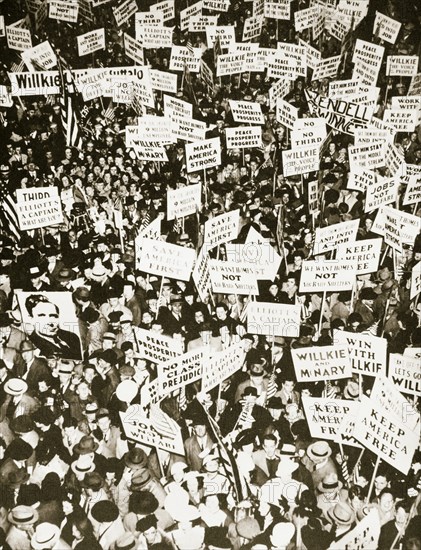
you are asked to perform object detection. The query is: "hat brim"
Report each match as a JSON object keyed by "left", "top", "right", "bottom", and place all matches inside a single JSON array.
[
  {"left": 31, "top": 528, "right": 60, "bottom": 550},
  {"left": 8, "top": 509, "right": 39, "bottom": 526},
  {"left": 318, "top": 479, "right": 343, "bottom": 493},
  {"left": 327, "top": 506, "right": 354, "bottom": 525}
]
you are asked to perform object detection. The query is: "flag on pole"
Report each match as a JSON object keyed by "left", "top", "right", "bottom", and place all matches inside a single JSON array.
[
  {"left": 266, "top": 369, "right": 278, "bottom": 401},
  {"left": 202, "top": 404, "right": 244, "bottom": 502},
  {"left": 0, "top": 179, "right": 21, "bottom": 242},
  {"left": 56, "top": 56, "right": 83, "bottom": 149}
]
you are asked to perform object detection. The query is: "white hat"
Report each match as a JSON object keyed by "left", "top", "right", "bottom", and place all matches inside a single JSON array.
[
  {"left": 270, "top": 522, "right": 295, "bottom": 547},
  {"left": 170, "top": 462, "right": 188, "bottom": 476},
  {"left": 172, "top": 504, "right": 200, "bottom": 523},
  {"left": 31, "top": 522, "right": 60, "bottom": 550},
  {"left": 70, "top": 454, "right": 95, "bottom": 475},
  {"left": 4, "top": 378, "right": 28, "bottom": 397}
]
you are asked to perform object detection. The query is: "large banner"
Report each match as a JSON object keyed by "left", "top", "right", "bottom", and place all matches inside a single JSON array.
[
  {"left": 328, "top": 509, "right": 380, "bottom": 550},
  {"left": 305, "top": 89, "right": 374, "bottom": 135}
]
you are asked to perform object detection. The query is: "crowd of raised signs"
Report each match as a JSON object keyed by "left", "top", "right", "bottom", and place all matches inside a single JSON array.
[{"left": 0, "top": 0, "right": 421, "bottom": 549}]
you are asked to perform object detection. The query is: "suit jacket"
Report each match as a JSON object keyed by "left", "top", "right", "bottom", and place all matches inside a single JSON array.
[
  {"left": 29, "top": 329, "right": 82, "bottom": 360},
  {"left": 252, "top": 449, "right": 281, "bottom": 478},
  {"left": 235, "top": 378, "right": 269, "bottom": 403},
  {"left": 184, "top": 434, "right": 214, "bottom": 472},
  {"left": 23, "top": 356, "right": 51, "bottom": 390},
  {"left": 97, "top": 517, "right": 125, "bottom": 550},
  {"left": 4, "top": 327, "right": 26, "bottom": 351}
]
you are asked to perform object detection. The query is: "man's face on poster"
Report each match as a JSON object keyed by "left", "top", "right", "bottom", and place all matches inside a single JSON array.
[{"left": 31, "top": 301, "right": 60, "bottom": 337}]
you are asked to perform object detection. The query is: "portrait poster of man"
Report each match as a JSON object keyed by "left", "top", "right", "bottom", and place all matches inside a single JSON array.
[{"left": 16, "top": 291, "right": 82, "bottom": 360}]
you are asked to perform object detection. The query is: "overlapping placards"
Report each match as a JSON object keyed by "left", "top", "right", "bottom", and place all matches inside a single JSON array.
[{"left": 15, "top": 187, "right": 63, "bottom": 230}]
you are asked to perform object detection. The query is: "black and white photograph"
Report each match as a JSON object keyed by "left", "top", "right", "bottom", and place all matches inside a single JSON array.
[{"left": 0, "top": 0, "right": 420, "bottom": 549}]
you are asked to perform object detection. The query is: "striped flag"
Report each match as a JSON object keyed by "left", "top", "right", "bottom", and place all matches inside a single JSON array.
[
  {"left": 341, "top": 455, "right": 351, "bottom": 486},
  {"left": 362, "top": 319, "right": 380, "bottom": 337},
  {"left": 0, "top": 181, "right": 21, "bottom": 242},
  {"left": 56, "top": 57, "right": 83, "bottom": 149},
  {"left": 266, "top": 369, "right": 278, "bottom": 402},
  {"left": 149, "top": 405, "right": 178, "bottom": 440},
  {"left": 102, "top": 100, "right": 116, "bottom": 123},
  {"left": 178, "top": 387, "right": 187, "bottom": 412},
  {"left": 202, "top": 405, "right": 244, "bottom": 502}
]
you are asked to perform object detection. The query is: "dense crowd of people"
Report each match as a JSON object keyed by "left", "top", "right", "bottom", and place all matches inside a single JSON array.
[{"left": 0, "top": 0, "right": 420, "bottom": 549}]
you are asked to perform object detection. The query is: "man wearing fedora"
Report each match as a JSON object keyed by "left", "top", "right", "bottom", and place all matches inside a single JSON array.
[
  {"left": 15, "top": 340, "right": 51, "bottom": 392},
  {"left": 90, "top": 500, "right": 125, "bottom": 550},
  {"left": 0, "top": 437, "right": 33, "bottom": 487},
  {"left": 326, "top": 502, "right": 356, "bottom": 543},
  {"left": 6, "top": 505, "right": 39, "bottom": 550},
  {"left": 305, "top": 441, "right": 338, "bottom": 489},
  {"left": 30, "top": 522, "right": 71, "bottom": 550}
]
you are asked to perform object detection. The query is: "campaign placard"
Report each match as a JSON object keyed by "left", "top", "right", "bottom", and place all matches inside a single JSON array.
[
  {"left": 112, "top": 0, "right": 137, "bottom": 27},
  {"left": 372, "top": 205, "right": 421, "bottom": 246},
  {"left": 305, "top": 89, "right": 374, "bottom": 135},
  {"left": 353, "top": 395, "right": 418, "bottom": 475},
  {"left": 49, "top": 0, "right": 79, "bottom": 22},
  {"left": 136, "top": 237, "right": 196, "bottom": 281},
  {"left": 292, "top": 345, "right": 352, "bottom": 382},
  {"left": 365, "top": 176, "right": 399, "bottom": 213},
  {"left": 216, "top": 53, "right": 246, "bottom": 77},
  {"left": 77, "top": 28, "right": 105, "bottom": 56},
  {"left": 291, "top": 121, "right": 326, "bottom": 149},
  {"left": 192, "top": 246, "right": 212, "bottom": 301},
  {"left": 169, "top": 46, "right": 201, "bottom": 72},
  {"left": 133, "top": 327, "right": 183, "bottom": 363},
  {"left": 336, "top": 239, "right": 382, "bottom": 275},
  {"left": 264, "top": 0, "right": 290, "bottom": 20},
  {"left": 21, "top": 41, "right": 57, "bottom": 71},
  {"left": 6, "top": 25, "right": 32, "bottom": 51},
  {"left": 348, "top": 142, "right": 384, "bottom": 173},
  {"left": 247, "top": 302, "right": 301, "bottom": 337},
  {"left": 374, "top": 11, "right": 401, "bottom": 44},
  {"left": 124, "top": 33, "right": 144, "bottom": 66},
  {"left": 386, "top": 55, "right": 419, "bottom": 77},
  {"left": 225, "top": 126, "right": 262, "bottom": 149},
  {"left": 15, "top": 187, "right": 63, "bottom": 230},
  {"left": 142, "top": 26, "right": 174, "bottom": 49},
  {"left": 189, "top": 15, "right": 218, "bottom": 32},
  {"left": 150, "top": 0, "right": 175, "bottom": 22},
  {"left": 389, "top": 354, "right": 421, "bottom": 397},
  {"left": 328, "top": 510, "right": 380, "bottom": 550},
  {"left": 206, "top": 25, "right": 235, "bottom": 48},
  {"left": 302, "top": 396, "right": 359, "bottom": 441},
  {"left": 149, "top": 69, "right": 177, "bottom": 93},
  {"left": 229, "top": 100, "right": 264, "bottom": 124},
  {"left": 276, "top": 98, "right": 299, "bottom": 129},
  {"left": 180, "top": 1, "right": 202, "bottom": 31},
  {"left": 167, "top": 183, "right": 201, "bottom": 221},
  {"left": 300, "top": 260, "right": 357, "bottom": 293},
  {"left": 202, "top": 341, "right": 246, "bottom": 392},
  {"left": 158, "top": 348, "right": 205, "bottom": 396},
  {"left": 120, "top": 406, "right": 184, "bottom": 455},
  {"left": 294, "top": 6, "right": 318, "bottom": 32},
  {"left": 371, "top": 376, "right": 419, "bottom": 431},
  {"left": 203, "top": 209, "right": 239, "bottom": 249},
  {"left": 282, "top": 145, "right": 320, "bottom": 177},
  {"left": 312, "top": 55, "right": 341, "bottom": 81},
  {"left": 242, "top": 15, "right": 263, "bottom": 41},
  {"left": 334, "top": 330, "right": 387, "bottom": 377},
  {"left": 313, "top": 219, "right": 359, "bottom": 255},
  {"left": 208, "top": 260, "right": 259, "bottom": 295},
  {"left": 410, "top": 260, "right": 421, "bottom": 300},
  {"left": 185, "top": 137, "right": 221, "bottom": 173}
]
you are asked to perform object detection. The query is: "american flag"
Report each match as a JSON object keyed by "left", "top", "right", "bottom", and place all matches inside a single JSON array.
[
  {"left": 149, "top": 405, "right": 179, "bottom": 440},
  {"left": 266, "top": 369, "right": 278, "bottom": 402},
  {"left": 0, "top": 178, "right": 21, "bottom": 242},
  {"left": 178, "top": 387, "right": 187, "bottom": 412},
  {"left": 102, "top": 100, "right": 116, "bottom": 123},
  {"left": 56, "top": 56, "right": 83, "bottom": 149},
  {"left": 202, "top": 405, "right": 244, "bottom": 502}
]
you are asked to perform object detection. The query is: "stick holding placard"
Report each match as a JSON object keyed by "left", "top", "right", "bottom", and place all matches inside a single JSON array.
[{"left": 366, "top": 456, "right": 381, "bottom": 503}]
